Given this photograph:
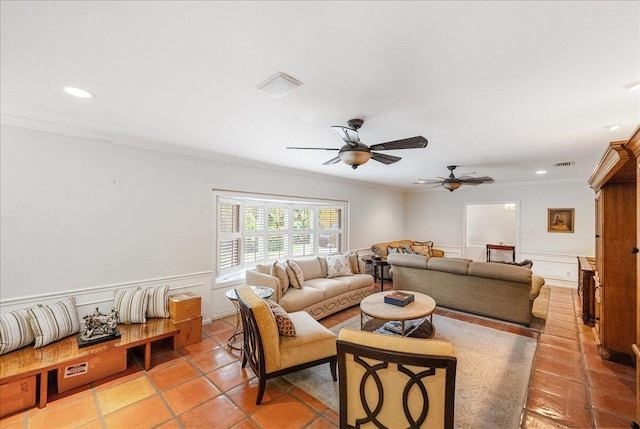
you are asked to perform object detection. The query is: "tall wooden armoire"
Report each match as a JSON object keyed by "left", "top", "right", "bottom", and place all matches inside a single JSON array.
[
  {"left": 588, "top": 137, "right": 637, "bottom": 359},
  {"left": 589, "top": 125, "right": 639, "bottom": 425}
]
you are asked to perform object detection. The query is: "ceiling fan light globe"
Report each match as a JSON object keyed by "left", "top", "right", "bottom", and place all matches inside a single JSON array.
[
  {"left": 442, "top": 181, "right": 461, "bottom": 192},
  {"left": 339, "top": 151, "right": 371, "bottom": 168}
]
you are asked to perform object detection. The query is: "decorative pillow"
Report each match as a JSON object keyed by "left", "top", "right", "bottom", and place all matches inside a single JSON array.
[
  {"left": 411, "top": 245, "right": 431, "bottom": 256},
  {"left": 271, "top": 261, "right": 290, "bottom": 296},
  {"left": 348, "top": 252, "right": 360, "bottom": 274},
  {"left": 413, "top": 241, "right": 434, "bottom": 257},
  {"left": 146, "top": 285, "right": 170, "bottom": 318},
  {"left": 113, "top": 288, "right": 149, "bottom": 324},
  {"left": 286, "top": 260, "right": 304, "bottom": 288},
  {"left": 0, "top": 309, "right": 35, "bottom": 355},
  {"left": 326, "top": 253, "right": 353, "bottom": 278},
  {"left": 26, "top": 297, "right": 80, "bottom": 349},
  {"left": 387, "top": 246, "right": 399, "bottom": 254},
  {"left": 266, "top": 300, "right": 296, "bottom": 337},
  {"left": 399, "top": 244, "right": 414, "bottom": 254}
]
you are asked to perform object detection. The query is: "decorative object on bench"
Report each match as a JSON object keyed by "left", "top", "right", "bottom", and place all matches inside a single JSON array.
[
  {"left": 235, "top": 286, "right": 337, "bottom": 404},
  {"left": 77, "top": 308, "right": 121, "bottom": 348},
  {"left": 337, "top": 328, "right": 457, "bottom": 429}
]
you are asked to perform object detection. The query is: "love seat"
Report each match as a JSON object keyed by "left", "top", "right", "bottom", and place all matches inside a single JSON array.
[
  {"left": 245, "top": 255, "right": 375, "bottom": 320},
  {"left": 387, "top": 253, "right": 545, "bottom": 325}
]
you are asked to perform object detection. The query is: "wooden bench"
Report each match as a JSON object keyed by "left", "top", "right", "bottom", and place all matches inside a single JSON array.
[{"left": 0, "top": 318, "right": 180, "bottom": 414}]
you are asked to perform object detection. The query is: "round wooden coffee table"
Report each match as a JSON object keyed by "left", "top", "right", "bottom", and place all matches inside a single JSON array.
[{"left": 360, "top": 290, "right": 436, "bottom": 338}]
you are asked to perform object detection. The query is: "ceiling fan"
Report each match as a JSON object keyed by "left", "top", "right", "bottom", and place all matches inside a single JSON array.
[
  {"left": 286, "top": 118, "right": 428, "bottom": 169},
  {"left": 415, "top": 165, "right": 495, "bottom": 192}
]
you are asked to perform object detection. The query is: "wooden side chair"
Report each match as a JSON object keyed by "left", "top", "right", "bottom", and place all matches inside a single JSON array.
[
  {"left": 236, "top": 285, "right": 337, "bottom": 404},
  {"left": 337, "top": 328, "right": 457, "bottom": 429}
]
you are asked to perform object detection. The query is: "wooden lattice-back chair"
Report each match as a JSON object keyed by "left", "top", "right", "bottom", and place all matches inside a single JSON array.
[
  {"left": 236, "top": 285, "right": 337, "bottom": 404},
  {"left": 337, "top": 328, "right": 457, "bottom": 429}
]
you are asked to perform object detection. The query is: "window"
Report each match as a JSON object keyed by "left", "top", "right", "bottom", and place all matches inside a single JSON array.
[{"left": 214, "top": 192, "right": 347, "bottom": 279}]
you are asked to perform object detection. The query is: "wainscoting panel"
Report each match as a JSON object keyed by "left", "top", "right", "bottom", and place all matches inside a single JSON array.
[
  {"left": 520, "top": 251, "right": 578, "bottom": 288},
  {"left": 0, "top": 272, "right": 213, "bottom": 324}
]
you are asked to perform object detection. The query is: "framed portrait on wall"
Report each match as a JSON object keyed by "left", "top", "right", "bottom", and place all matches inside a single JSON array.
[{"left": 548, "top": 208, "right": 574, "bottom": 233}]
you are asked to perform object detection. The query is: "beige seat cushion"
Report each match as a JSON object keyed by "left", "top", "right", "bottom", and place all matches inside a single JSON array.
[
  {"left": 335, "top": 274, "right": 375, "bottom": 292},
  {"left": 279, "top": 311, "right": 336, "bottom": 369},
  {"left": 278, "top": 286, "right": 325, "bottom": 313},
  {"left": 304, "top": 278, "right": 350, "bottom": 299}
]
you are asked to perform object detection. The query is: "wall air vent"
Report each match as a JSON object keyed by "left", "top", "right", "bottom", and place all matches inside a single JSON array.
[{"left": 554, "top": 161, "right": 575, "bottom": 167}]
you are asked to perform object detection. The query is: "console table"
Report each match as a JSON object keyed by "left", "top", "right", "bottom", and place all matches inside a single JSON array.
[
  {"left": 486, "top": 244, "right": 516, "bottom": 263},
  {"left": 577, "top": 256, "right": 596, "bottom": 326}
]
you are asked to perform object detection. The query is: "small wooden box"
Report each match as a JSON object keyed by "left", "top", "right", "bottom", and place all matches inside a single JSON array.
[
  {"left": 0, "top": 375, "right": 36, "bottom": 417},
  {"left": 169, "top": 292, "right": 202, "bottom": 322},
  {"left": 57, "top": 348, "right": 126, "bottom": 392},
  {"left": 172, "top": 316, "right": 203, "bottom": 349}
]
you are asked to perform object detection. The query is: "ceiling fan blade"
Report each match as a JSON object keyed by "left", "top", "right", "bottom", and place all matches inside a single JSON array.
[
  {"left": 323, "top": 156, "right": 342, "bottom": 165},
  {"left": 286, "top": 146, "right": 339, "bottom": 151},
  {"left": 414, "top": 179, "right": 442, "bottom": 184},
  {"left": 371, "top": 152, "right": 401, "bottom": 165},
  {"left": 460, "top": 176, "right": 495, "bottom": 185},
  {"left": 330, "top": 126, "right": 360, "bottom": 147},
  {"left": 369, "top": 136, "right": 428, "bottom": 151}
]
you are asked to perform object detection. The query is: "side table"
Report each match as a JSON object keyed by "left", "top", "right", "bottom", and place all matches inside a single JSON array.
[
  {"left": 364, "top": 257, "right": 390, "bottom": 292},
  {"left": 225, "top": 286, "right": 274, "bottom": 351}
]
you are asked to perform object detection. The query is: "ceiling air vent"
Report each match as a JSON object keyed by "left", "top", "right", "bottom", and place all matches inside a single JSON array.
[{"left": 554, "top": 161, "right": 575, "bottom": 168}]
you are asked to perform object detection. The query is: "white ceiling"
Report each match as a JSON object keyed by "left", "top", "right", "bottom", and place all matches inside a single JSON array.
[{"left": 1, "top": 1, "right": 638, "bottom": 191}]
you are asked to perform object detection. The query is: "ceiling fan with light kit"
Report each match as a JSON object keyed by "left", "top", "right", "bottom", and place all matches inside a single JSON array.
[
  {"left": 415, "top": 165, "right": 494, "bottom": 192},
  {"left": 287, "top": 118, "right": 428, "bottom": 169}
]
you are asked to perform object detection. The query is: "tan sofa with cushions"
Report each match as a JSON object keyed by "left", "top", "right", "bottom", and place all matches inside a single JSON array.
[
  {"left": 371, "top": 239, "right": 445, "bottom": 259},
  {"left": 370, "top": 240, "right": 445, "bottom": 279},
  {"left": 245, "top": 255, "right": 375, "bottom": 320},
  {"left": 387, "top": 253, "right": 545, "bottom": 325}
]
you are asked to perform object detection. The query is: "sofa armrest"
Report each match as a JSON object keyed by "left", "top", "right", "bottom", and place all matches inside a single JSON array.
[
  {"left": 246, "top": 269, "right": 282, "bottom": 301},
  {"left": 530, "top": 275, "right": 545, "bottom": 300}
]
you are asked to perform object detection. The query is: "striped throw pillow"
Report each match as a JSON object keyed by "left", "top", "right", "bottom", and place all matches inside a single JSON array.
[
  {"left": 113, "top": 288, "right": 148, "bottom": 324},
  {"left": 146, "top": 285, "right": 170, "bottom": 318},
  {"left": 26, "top": 297, "right": 80, "bottom": 349},
  {"left": 0, "top": 309, "right": 35, "bottom": 355}
]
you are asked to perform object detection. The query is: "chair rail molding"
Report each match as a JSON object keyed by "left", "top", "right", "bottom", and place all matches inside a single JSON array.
[{"left": 0, "top": 272, "right": 213, "bottom": 324}]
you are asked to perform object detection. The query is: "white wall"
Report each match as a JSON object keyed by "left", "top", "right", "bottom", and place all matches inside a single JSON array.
[
  {"left": 405, "top": 181, "right": 595, "bottom": 286},
  {"left": 0, "top": 125, "right": 406, "bottom": 319},
  {"left": 465, "top": 203, "right": 517, "bottom": 261}
]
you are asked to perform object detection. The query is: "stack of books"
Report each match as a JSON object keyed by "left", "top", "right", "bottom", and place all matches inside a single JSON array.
[{"left": 384, "top": 291, "right": 415, "bottom": 307}]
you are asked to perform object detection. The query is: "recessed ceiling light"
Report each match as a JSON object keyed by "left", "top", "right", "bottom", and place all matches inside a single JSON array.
[
  {"left": 603, "top": 124, "right": 620, "bottom": 131},
  {"left": 621, "top": 80, "right": 640, "bottom": 91},
  {"left": 64, "top": 86, "right": 93, "bottom": 98},
  {"left": 256, "top": 72, "right": 302, "bottom": 98},
  {"left": 536, "top": 170, "right": 547, "bottom": 175}
]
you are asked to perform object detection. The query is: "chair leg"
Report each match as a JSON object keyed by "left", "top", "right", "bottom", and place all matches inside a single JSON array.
[
  {"left": 256, "top": 377, "right": 267, "bottom": 405},
  {"left": 242, "top": 354, "right": 247, "bottom": 368},
  {"left": 330, "top": 357, "right": 337, "bottom": 381}
]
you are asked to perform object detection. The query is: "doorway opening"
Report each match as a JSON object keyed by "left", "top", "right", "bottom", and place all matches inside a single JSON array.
[{"left": 463, "top": 202, "right": 519, "bottom": 262}]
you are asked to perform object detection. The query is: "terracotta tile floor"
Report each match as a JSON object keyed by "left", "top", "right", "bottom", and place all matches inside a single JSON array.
[{"left": 1, "top": 284, "right": 636, "bottom": 428}]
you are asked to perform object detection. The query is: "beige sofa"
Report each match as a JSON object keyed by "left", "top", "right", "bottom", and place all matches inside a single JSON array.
[
  {"left": 387, "top": 253, "right": 545, "bottom": 325},
  {"left": 370, "top": 239, "right": 445, "bottom": 279},
  {"left": 245, "top": 256, "right": 375, "bottom": 320}
]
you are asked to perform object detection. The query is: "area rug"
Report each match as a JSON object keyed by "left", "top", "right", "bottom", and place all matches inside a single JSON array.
[{"left": 284, "top": 312, "right": 539, "bottom": 428}]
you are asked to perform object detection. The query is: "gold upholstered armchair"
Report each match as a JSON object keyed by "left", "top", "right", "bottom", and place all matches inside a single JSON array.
[
  {"left": 337, "top": 328, "right": 457, "bottom": 429},
  {"left": 236, "top": 286, "right": 338, "bottom": 404}
]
